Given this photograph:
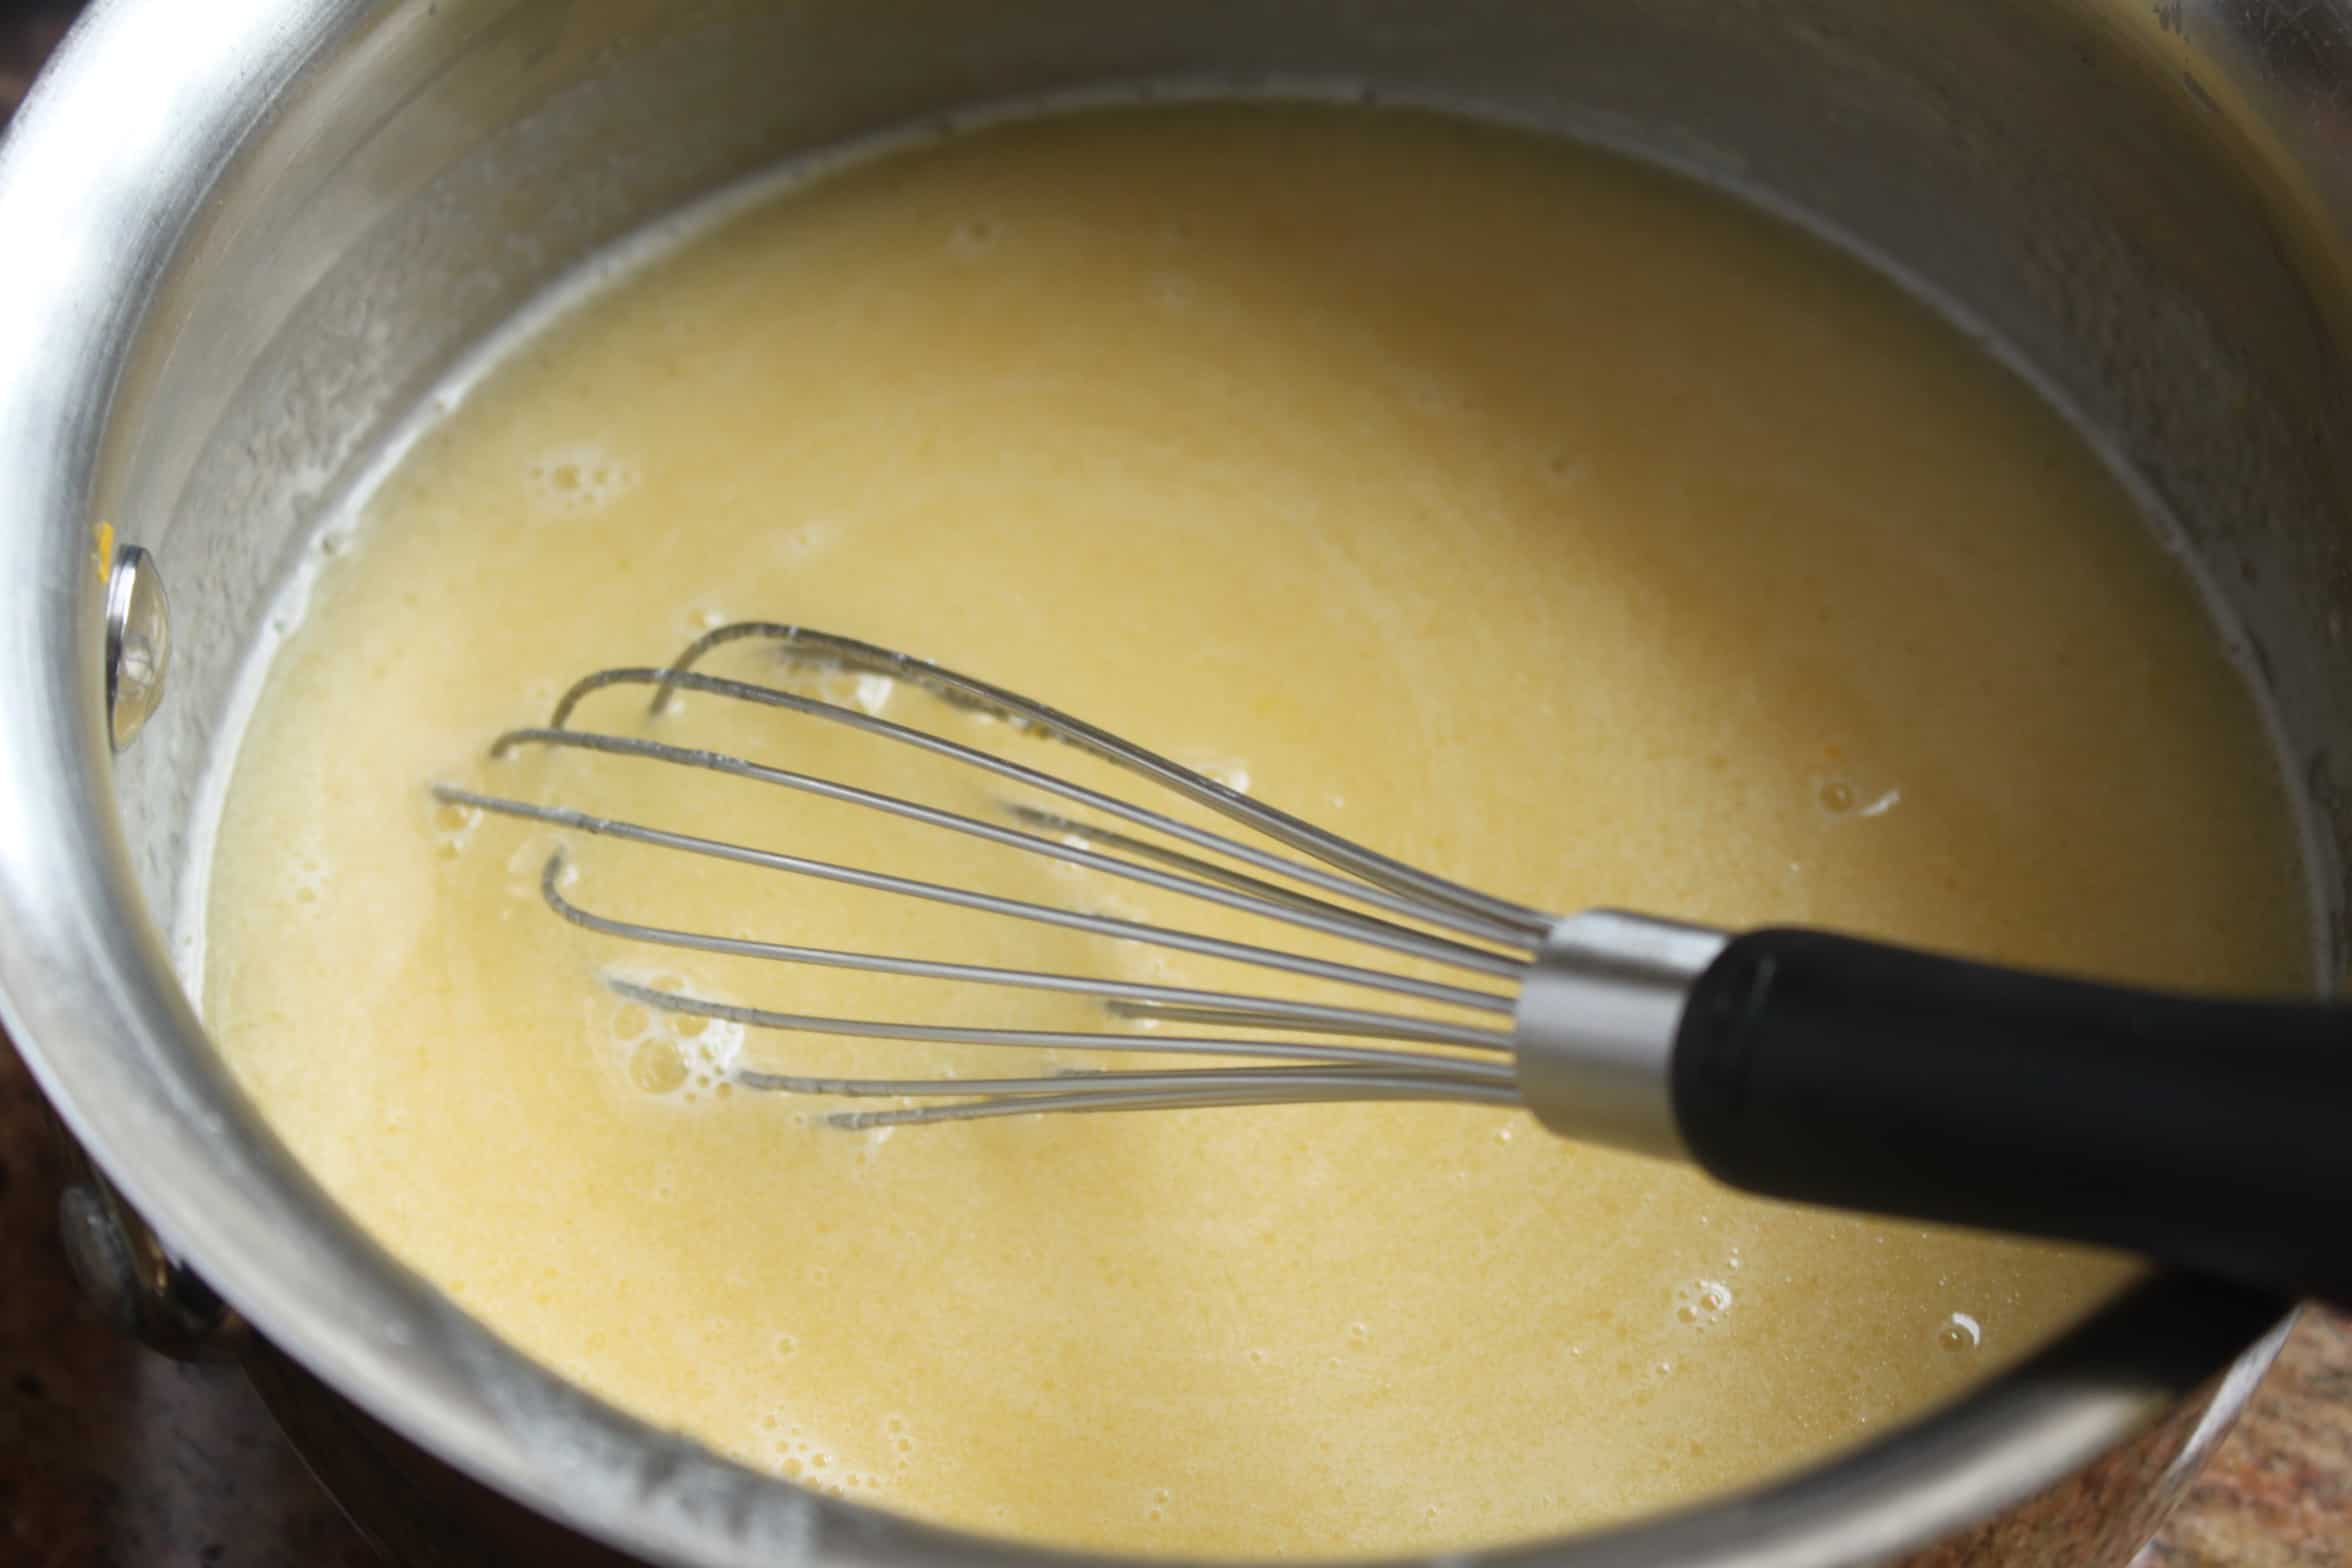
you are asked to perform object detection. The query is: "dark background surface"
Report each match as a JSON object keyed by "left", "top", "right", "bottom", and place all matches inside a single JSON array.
[{"left": 1, "top": 3, "right": 2347, "bottom": 1563}]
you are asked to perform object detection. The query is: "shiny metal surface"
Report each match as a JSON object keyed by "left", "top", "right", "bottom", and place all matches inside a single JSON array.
[
  {"left": 55, "top": 1162, "right": 248, "bottom": 1362},
  {"left": 102, "top": 542, "right": 168, "bottom": 751},
  {"left": 1515, "top": 912, "right": 1728, "bottom": 1160},
  {"left": 1, "top": 1, "right": 2348, "bottom": 1564},
  {"left": 441, "top": 622, "right": 1531, "bottom": 1126}
]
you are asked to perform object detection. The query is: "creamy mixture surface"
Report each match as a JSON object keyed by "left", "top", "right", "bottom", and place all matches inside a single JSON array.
[{"left": 205, "top": 108, "right": 2310, "bottom": 1557}]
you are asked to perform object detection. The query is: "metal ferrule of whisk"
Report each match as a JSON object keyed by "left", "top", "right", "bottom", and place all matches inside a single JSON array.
[{"left": 432, "top": 622, "right": 1722, "bottom": 1151}]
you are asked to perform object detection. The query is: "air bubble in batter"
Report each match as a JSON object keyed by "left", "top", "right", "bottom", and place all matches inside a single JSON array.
[
  {"left": 1672, "top": 1279, "right": 1735, "bottom": 1329},
  {"left": 525, "top": 442, "right": 638, "bottom": 518}
]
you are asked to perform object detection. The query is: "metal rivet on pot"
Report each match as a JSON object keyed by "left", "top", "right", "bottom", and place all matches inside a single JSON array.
[
  {"left": 104, "top": 543, "right": 169, "bottom": 751},
  {"left": 54, "top": 1163, "right": 247, "bottom": 1362},
  {"left": 56, "top": 1181, "right": 145, "bottom": 1338}
]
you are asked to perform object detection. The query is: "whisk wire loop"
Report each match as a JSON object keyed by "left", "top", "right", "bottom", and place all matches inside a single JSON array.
[
  {"left": 642, "top": 623, "right": 1554, "bottom": 939},
  {"left": 482, "top": 724, "right": 1525, "bottom": 980},
  {"left": 437, "top": 623, "right": 1561, "bottom": 1124}
]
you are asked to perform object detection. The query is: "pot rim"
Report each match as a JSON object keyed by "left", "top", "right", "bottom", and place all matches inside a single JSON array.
[{"left": 0, "top": 3, "right": 2301, "bottom": 1566}]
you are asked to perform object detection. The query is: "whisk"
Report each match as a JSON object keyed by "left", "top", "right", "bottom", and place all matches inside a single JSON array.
[{"left": 437, "top": 623, "right": 2352, "bottom": 1307}]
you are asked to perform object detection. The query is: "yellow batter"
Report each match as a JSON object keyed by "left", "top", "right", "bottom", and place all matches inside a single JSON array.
[{"left": 203, "top": 106, "right": 2310, "bottom": 1557}]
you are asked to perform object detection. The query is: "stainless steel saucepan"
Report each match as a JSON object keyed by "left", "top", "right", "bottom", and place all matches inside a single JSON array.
[{"left": 2, "top": 3, "right": 2347, "bottom": 1564}]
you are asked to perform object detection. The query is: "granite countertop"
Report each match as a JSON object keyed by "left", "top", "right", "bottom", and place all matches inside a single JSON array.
[{"left": 1, "top": 9, "right": 2348, "bottom": 1566}]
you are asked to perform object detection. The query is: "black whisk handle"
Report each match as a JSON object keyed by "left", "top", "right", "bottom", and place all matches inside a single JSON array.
[{"left": 1670, "top": 928, "right": 2352, "bottom": 1309}]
